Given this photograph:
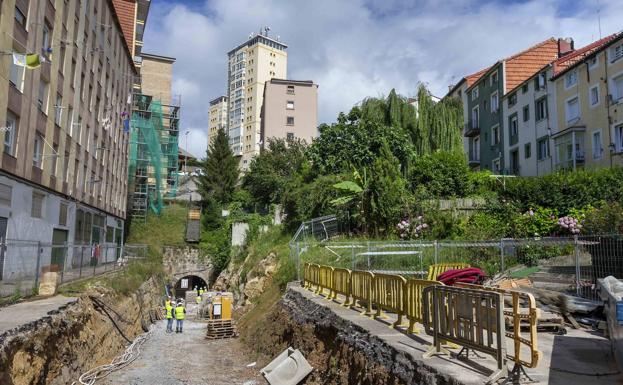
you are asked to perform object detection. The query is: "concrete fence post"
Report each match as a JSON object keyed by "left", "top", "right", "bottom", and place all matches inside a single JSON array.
[
  {"left": 500, "top": 239, "right": 506, "bottom": 273},
  {"left": 574, "top": 235, "right": 580, "bottom": 295}
]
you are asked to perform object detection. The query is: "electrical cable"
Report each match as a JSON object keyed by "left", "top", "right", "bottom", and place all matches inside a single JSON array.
[{"left": 90, "top": 296, "right": 132, "bottom": 344}]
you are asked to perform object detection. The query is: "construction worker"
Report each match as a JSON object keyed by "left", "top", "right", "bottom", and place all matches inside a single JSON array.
[
  {"left": 175, "top": 299, "right": 186, "bottom": 333},
  {"left": 196, "top": 294, "right": 202, "bottom": 305},
  {"left": 165, "top": 297, "right": 174, "bottom": 333},
  {"left": 194, "top": 286, "right": 199, "bottom": 296},
  {"left": 198, "top": 286, "right": 204, "bottom": 296}
]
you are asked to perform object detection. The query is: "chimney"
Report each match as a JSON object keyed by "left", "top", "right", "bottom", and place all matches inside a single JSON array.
[{"left": 558, "top": 37, "right": 575, "bottom": 58}]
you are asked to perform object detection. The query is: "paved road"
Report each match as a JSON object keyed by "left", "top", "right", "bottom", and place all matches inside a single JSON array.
[
  {"left": 0, "top": 295, "right": 77, "bottom": 335},
  {"left": 102, "top": 319, "right": 265, "bottom": 385}
]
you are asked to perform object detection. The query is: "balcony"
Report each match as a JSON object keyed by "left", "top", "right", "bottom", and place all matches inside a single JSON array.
[
  {"left": 464, "top": 121, "right": 480, "bottom": 137},
  {"left": 575, "top": 151, "right": 585, "bottom": 163},
  {"left": 468, "top": 154, "right": 480, "bottom": 167}
]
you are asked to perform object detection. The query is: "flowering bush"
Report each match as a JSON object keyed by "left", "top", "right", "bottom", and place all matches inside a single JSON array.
[
  {"left": 557, "top": 216, "right": 582, "bottom": 234},
  {"left": 396, "top": 216, "right": 429, "bottom": 239},
  {"left": 512, "top": 206, "right": 557, "bottom": 238}
]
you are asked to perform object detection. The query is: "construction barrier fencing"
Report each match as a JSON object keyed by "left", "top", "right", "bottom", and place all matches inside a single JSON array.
[
  {"left": 427, "top": 262, "right": 470, "bottom": 281},
  {"left": 422, "top": 285, "right": 508, "bottom": 384},
  {"left": 372, "top": 273, "right": 407, "bottom": 327},
  {"left": 404, "top": 279, "right": 442, "bottom": 333},
  {"left": 317, "top": 265, "right": 334, "bottom": 296},
  {"left": 304, "top": 263, "right": 320, "bottom": 291},
  {"left": 330, "top": 268, "right": 351, "bottom": 305},
  {"left": 350, "top": 270, "right": 375, "bottom": 314},
  {"left": 456, "top": 283, "right": 541, "bottom": 373}
]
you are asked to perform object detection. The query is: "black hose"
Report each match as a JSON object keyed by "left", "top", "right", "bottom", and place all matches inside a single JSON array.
[{"left": 90, "top": 297, "right": 132, "bottom": 344}]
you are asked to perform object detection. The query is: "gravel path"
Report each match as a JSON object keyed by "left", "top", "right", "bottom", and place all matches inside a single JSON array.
[{"left": 101, "top": 319, "right": 265, "bottom": 385}]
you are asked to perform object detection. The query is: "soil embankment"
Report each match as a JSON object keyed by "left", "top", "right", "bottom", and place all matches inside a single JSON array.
[{"left": 0, "top": 278, "right": 163, "bottom": 385}]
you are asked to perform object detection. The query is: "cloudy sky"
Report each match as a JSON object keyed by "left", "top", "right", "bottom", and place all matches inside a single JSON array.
[{"left": 142, "top": 0, "right": 623, "bottom": 159}]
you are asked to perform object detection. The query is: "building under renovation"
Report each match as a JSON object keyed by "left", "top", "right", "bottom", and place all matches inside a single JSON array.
[{"left": 128, "top": 53, "right": 180, "bottom": 222}]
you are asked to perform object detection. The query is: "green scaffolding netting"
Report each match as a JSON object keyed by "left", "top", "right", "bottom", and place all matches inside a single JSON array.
[{"left": 128, "top": 96, "right": 178, "bottom": 216}]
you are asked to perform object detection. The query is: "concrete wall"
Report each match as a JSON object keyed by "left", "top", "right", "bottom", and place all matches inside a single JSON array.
[
  {"left": 140, "top": 55, "right": 174, "bottom": 106},
  {"left": 231, "top": 222, "right": 249, "bottom": 247}
]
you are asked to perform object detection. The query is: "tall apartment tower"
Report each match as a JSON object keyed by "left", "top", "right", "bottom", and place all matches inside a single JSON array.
[
  {"left": 227, "top": 29, "right": 287, "bottom": 170},
  {"left": 208, "top": 96, "right": 229, "bottom": 147}
]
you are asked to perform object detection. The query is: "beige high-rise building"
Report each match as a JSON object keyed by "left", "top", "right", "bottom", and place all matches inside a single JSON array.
[
  {"left": 261, "top": 79, "right": 318, "bottom": 146},
  {"left": 208, "top": 96, "right": 228, "bottom": 147},
  {"left": 227, "top": 29, "right": 287, "bottom": 171}
]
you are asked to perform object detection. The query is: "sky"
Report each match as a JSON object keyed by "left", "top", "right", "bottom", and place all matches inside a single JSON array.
[{"left": 142, "top": 0, "right": 623, "bottom": 159}]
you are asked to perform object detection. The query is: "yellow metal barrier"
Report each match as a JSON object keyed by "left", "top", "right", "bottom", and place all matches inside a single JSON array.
[
  {"left": 303, "top": 263, "right": 311, "bottom": 288},
  {"left": 350, "top": 270, "right": 375, "bottom": 314},
  {"left": 372, "top": 273, "right": 407, "bottom": 327},
  {"left": 426, "top": 262, "right": 469, "bottom": 280},
  {"left": 456, "top": 283, "right": 541, "bottom": 373},
  {"left": 317, "top": 265, "right": 334, "bottom": 296},
  {"left": 330, "top": 268, "right": 352, "bottom": 305},
  {"left": 404, "top": 279, "right": 442, "bottom": 333},
  {"left": 306, "top": 263, "right": 320, "bottom": 292}
]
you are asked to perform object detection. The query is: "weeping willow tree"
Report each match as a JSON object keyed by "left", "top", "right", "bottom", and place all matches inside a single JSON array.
[{"left": 357, "top": 85, "right": 463, "bottom": 156}]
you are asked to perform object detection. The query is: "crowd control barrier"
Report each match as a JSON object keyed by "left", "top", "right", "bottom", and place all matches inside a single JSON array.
[
  {"left": 330, "top": 268, "right": 352, "bottom": 305},
  {"left": 422, "top": 285, "right": 508, "bottom": 384},
  {"left": 427, "top": 262, "right": 470, "bottom": 281},
  {"left": 350, "top": 270, "right": 375, "bottom": 314},
  {"left": 404, "top": 279, "right": 442, "bottom": 333},
  {"left": 372, "top": 273, "right": 407, "bottom": 327},
  {"left": 456, "top": 283, "right": 541, "bottom": 380},
  {"left": 317, "top": 265, "right": 334, "bottom": 296},
  {"left": 304, "top": 263, "right": 320, "bottom": 291}
]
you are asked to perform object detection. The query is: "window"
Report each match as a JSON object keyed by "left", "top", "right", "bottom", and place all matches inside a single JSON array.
[
  {"left": 616, "top": 124, "right": 623, "bottom": 152},
  {"left": 522, "top": 84, "right": 529, "bottom": 94},
  {"left": 51, "top": 144, "right": 59, "bottom": 176},
  {"left": 4, "top": 112, "right": 18, "bottom": 156},
  {"left": 9, "top": 56, "right": 25, "bottom": 91},
  {"left": 535, "top": 97, "right": 547, "bottom": 121},
  {"left": 472, "top": 86, "right": 479, "bottom": 100},
  {"left": 612, "top": 43, "right": 623, "bottom": 62},
  {"left": 537, "top": 137, "right": 549, "bottom": 160},
  {"left": 491, "top": 92, "right": 499, "bottom": 112},
  {"left": 31, "top": 192, "right": 45, "bottom": 218},
  {"left": 286, "top": 116, "right": 294, "bottom": 125},
  {"left": 63, "top": 152, "right": 70, "bottom": 182},
  {"left": 525, "top": 143, "right": 531, "bottom": 159},
  {"left": 59, "top": 202, "right": 68, "bottom": 226},
  {"left": 471, "top": 106, "right": 479, "bottom": 129},
  {"left": 42, "top": 23, "right": 52, "bottom": 55},
  {"left": 54, "top": 94, "right": 63, "bottom": 125},
  {"left": 592, "top": 131, "right": 602, "bottom": 159},
  {"left": 535, "top": 72, "right": 546, "bottom": 90},
  {"left": 286, "top": 132, "right": 294, "bottom": 141},
  {"left": 14, "top": 7, "right": 26, "bottom": 27},
  {"left": 286, "top": 101, "right": 294, "bottom": 110},
  {"left": 0, "top": 184, "right": 11, "bottom": 207},
  {"left": 565, "top": 70, "right": 578, "bottom": 88},
  {"left": 492, "top": 125, "right": 500, "bottom": 145},
  {"left": 509, "top": 115, "right": 518, "bottom": 141},
  {"left": 508, "top": 92, "right": 517, "bottom": 107},
  {"left": 565, "top": 96, "right": 580, "bottom": 123},
  {"left": 33, "top": 134, "right": 43, "bottom": 168},
  {"left": 493, "top": 159, "right": 501, "bottom": 173},
  {"left": 612, "top": 74, "right": 623, "bottom": 102},
  {"left": 523, "top": 105, "right": 530, "bottom": 122},
  {"left": 589, "top": 85, "right": 600, "bottom": 107},
  {"left": 588, "top": 56, "right": 598, "bottom": 70},
  {"left": 490, "top": 72, "right": 498, "bottom": 86},
  {"left": 38, "top": 80, "right": 49, "bottom": 113}
]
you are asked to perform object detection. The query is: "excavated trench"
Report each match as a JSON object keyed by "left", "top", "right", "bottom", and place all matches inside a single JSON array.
[{"left": 0, "top": 278, "right": 163, "bottom": 385}]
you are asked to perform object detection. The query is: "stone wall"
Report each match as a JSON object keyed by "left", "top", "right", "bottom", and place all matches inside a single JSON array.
[{"left": 162, "top": 246, "right": 214, "bottom": 285}]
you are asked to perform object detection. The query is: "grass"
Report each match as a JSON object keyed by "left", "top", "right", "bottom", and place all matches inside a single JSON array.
[
  {"left": 237, "top": 226, "right": 291, "bottom": 282},
  {"left": 510, "top": 266, "right": 540, "bottom": 278},
  {"left": 127, "top": 202, "right": 188, "bottom": 251}
]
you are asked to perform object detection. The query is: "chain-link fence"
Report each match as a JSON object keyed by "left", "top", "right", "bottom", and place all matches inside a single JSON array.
[
  {"left": 290, "top": 215, "right": 623, "bottom": 300},
  {"left": 0, "top": 242, "right": 148, "bottom": 297}
]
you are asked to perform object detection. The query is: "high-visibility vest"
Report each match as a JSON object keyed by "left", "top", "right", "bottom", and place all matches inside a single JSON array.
[
  {"left": 165, "top": 304, "right": 173, "bottom": 319},
  {"left": 175, "top": 306, "right": 185, "bottom": 320},
  {"left": 199, "top": 289, "right": 204, "bottom": 295},
  {"left": 196, "top": 296, "right": 202, "bottom": 304}
]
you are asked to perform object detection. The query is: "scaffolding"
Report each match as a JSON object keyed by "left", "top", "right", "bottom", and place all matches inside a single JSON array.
[{"left": 128, "top": 93, "right": 181, "bottom": 222}]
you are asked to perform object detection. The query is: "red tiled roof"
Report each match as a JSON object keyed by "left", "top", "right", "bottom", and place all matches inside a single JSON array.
[
  {"left": 504, "top": 38, "right": 560, "bottom": 93},
  {"left": 465, "top": 67, "right": 490, "bottom": 87},
  {"left": 552, "top": 34, "right": 619, "bottom": 78},
  {"left": 112, "top": 0, "right": 136, "bottom": 56}
]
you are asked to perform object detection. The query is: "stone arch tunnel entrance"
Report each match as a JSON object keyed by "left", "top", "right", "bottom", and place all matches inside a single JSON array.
[{"left": 174, "top": 275, "right": 208, "bottom": 298}]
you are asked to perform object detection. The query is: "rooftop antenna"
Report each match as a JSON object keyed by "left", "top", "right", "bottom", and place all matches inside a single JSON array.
[{"left": 597, "top": 0, "right": 602, "bottom": 39}]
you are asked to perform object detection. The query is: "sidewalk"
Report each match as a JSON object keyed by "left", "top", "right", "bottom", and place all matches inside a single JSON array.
[{"left": 0, "top": 296, "right": 77, "bottom": 335}]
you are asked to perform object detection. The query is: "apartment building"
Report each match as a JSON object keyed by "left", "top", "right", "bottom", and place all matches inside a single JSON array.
[
  {"left": 207, "top": 95, "right": 228, "bottom": 147},
  {"left": 260, "top": 79, "right": 318, "bottom": 146},
  {"left": 111, "top": 0, "right": 150, "bottom": 66},
  {"left": 550, "top": 33, "right": 623, "bottom": 171},
  {"left": 463, "top": 38, "right": 565, "bottom": 173},
  {"left": 0, "top": 0, "right": 137, "bottom": 277},
  {"left": 227, "top": 29, "right": 287, "bottom": 171}
]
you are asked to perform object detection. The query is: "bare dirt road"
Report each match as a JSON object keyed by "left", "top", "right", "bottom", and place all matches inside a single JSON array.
[{"left": 101, "top": 319, "right": 266, "bottom": 385}]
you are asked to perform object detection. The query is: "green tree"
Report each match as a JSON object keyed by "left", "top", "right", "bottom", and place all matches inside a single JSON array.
[
  {"left": 242, "top": 138, "right": 309, "bottom": 207},
  {"left": 409, "top": 151, "right": 472, "bottom": 198},
  {"left": 197, "top": 128, "right": 239, "bottom": 204}
]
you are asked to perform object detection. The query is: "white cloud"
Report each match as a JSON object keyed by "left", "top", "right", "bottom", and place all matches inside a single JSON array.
[{"left": 143, "top": 0, "right": 623, "bottom": 158}]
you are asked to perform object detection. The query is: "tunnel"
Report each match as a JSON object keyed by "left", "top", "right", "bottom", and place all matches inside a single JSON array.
[{"left": 173, "top": 275, "right": 208, "bottom": 298}]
